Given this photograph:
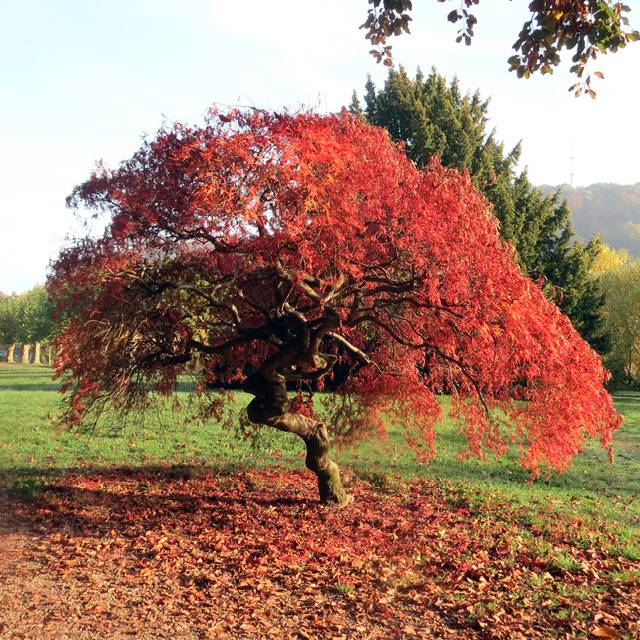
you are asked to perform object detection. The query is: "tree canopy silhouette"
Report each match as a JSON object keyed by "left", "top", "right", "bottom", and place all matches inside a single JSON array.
[{"left": 49, "top": 110, "right": 620, "bottom": 505}]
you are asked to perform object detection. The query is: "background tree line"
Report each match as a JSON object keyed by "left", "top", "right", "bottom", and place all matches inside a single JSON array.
[
  {"left": 0, "top": 285, "right": 56, "bottom": 363},
  {"left": 541, "top": 183, "right": 640, "bottom": 256}
]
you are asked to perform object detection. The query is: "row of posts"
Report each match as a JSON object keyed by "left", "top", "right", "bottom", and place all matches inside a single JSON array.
[{"left": 1, "top": 343, "right": 53, "bottom": 365}]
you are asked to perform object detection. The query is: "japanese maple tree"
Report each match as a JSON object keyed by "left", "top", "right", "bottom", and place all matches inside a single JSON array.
[{"left": 49, "top": 109, "right": 620, "bottom": 506}]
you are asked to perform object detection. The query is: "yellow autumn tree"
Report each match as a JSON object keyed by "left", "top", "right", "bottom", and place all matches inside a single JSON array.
[
  {"left": 595, "top": 246, "right": 640, "bottom": 384},
  {"left": 590, "top": 244, "right": 629, "bottom": 278}
]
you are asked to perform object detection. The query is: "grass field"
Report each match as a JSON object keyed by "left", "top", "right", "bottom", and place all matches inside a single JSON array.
[
  {"left": 1, "top": 365, "right": 638, "bottom": 545},
  {"left": 1, "top": 364, "right": 639, "bottom": 639}
]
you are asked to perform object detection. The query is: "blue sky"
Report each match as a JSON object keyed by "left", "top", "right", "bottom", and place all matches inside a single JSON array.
[{"left": 1, "top": 0, "right": 639, "bottom": 293}]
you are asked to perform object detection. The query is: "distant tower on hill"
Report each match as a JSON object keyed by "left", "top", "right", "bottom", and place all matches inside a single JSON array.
[
  {"left": 569, "top": 141, "right": 575, "bottom": 187},
  {"left": 570, "top": 154, "right": 575, "bottom": 187}
]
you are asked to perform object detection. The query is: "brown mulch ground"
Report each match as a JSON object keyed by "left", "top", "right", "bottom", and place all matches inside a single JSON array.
[{"left": 1, "top": 467, "right": 638, "bottom": 639}]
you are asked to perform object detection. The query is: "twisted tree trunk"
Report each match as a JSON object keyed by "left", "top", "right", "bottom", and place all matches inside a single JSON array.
[{"left": 245, "top": 372, "right": 352, "bottom": 506}]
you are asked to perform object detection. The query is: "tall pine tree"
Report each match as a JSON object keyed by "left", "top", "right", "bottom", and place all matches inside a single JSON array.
[{"left": 355, "top": 67, "right": 608, "bottom": 352}]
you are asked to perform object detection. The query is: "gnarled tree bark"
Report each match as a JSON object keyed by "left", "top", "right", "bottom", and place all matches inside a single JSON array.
[{"left": 245, "top": 371, "right": 352, "bottom": 507}]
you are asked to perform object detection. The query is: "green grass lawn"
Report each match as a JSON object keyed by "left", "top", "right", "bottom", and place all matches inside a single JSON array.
[{"left": 1, "top": 364, "right": 639, "bottom": 552}]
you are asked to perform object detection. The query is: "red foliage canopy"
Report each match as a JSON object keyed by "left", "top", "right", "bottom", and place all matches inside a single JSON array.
[{"left": 49, "top": 109, "right": 620, "bottom": 478}]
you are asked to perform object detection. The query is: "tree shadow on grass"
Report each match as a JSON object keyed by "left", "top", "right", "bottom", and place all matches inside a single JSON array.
[
  {"left": 0, "top": 464, "right": 320, "bottom": 543},
  {"left": 0, "top": 383, "right": 60, "bottom": 392}
]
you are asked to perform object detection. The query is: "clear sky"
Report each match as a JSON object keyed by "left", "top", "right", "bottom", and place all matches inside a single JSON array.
[{"left": 1, "top": 0, "right": 639, "bottom": 294}]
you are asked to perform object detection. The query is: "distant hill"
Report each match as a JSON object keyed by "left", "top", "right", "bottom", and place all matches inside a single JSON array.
[{"left": 539, "top": 183, "right": 640, "bottom": 254}]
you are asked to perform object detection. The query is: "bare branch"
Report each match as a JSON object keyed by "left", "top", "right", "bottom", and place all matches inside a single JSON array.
[{"left": 326, "top": 332, "right": 372, "bottom": 366}]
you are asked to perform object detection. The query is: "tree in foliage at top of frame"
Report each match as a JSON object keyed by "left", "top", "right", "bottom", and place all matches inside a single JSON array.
[
  {"left": 356, "top": 67, "right": 609, "bottom": 352},
  {"left": 48, "top": 109, "right": 620, "bottom": 505},
  {"left": 361, "top": 0, "right": 639, "bottom": 96}
]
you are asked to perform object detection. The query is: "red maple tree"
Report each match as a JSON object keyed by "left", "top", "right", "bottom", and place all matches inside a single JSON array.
[{"left": 48, "top": 109, "right": 621, "bottom": 505}]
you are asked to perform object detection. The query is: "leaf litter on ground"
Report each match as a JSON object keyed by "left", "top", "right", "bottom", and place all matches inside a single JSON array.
[{"left": 0, "top": 466, "right": 638, "bottom": 639}]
